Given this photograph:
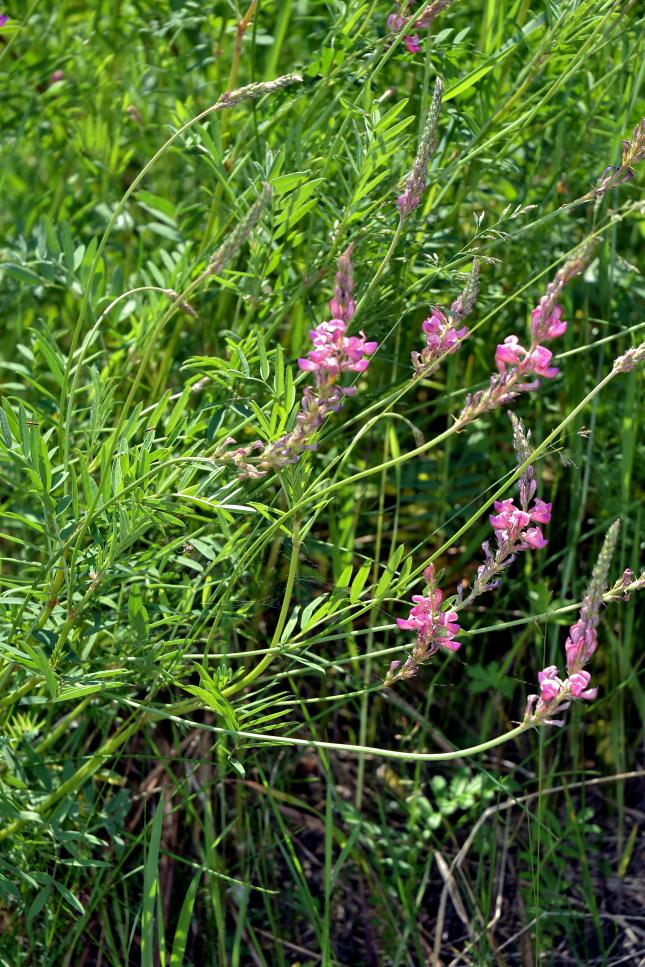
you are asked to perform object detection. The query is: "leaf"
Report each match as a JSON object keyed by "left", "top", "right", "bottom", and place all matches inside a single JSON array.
[
  {"left": 128, "top": 588, "right": 149, "bottom": 642},
  {"left": 169, "top": 872, "right": 201, "bottom": 967},
  {"left": 350, "top": 560, "right": 372, "bottom": 604},
  {"left": 142, "top": 797, "right": 165, "bottom": 967}
]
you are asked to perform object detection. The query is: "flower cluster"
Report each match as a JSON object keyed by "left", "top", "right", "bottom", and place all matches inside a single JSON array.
[
  {"left": 389, "top": 416, "right": 551, "bottom": 685},
  {"left": 297, "top": 318, "right": 377, "bottom": 379},
  {"left": 387, "top": 1, "right": 455, "bottom": 55},
  {"left": 328, "top": 243, "right": 356, "bottom": 322},
  {"left": 386, "top": 564, "right": 461, "bottom": 684},
  {"left": 464, "top": 415, "right": 551, "bottom": 604},
  {"left": 459, "top": 242, "right": 595, "bottom": 424},
  {"left": 411, "top": 260, "right": 478, "bottom": 379},
  {"left": 412, "top": 310, "right": 468, "bottom": 377},
  {"left": 217, "top": 246, "right": 377, "bottom": 477},
  {"left": 524, "top": 520, "right": 620, "bottom": 727}
]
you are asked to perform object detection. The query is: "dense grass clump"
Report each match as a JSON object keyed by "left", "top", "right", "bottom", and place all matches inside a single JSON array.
[{"left": 0, "top": 3, "right": 644, "bottom": 964}]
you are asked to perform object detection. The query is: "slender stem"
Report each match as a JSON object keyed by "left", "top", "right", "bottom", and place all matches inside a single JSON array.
[
  {"left": 223, "top": 513, "right": 301, "bottom": 698},
  {"left": 140, "top": 706, "right": 534, "bottom": 763},
  {"left": 352, "top": 220, "right": 403, "bottom": 322}
]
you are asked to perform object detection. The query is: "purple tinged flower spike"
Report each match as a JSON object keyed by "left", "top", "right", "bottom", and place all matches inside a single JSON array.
[
  {"left": 397, "top": 76, "right": 443, "bottom": 217},
  {"left": 459, "top": 242, "right": 596, "bottom": 425},
  {"left": 524, "top": 520, "right": 621, "bottom": 727},
  {"left": 390, "top": 415, "right": 552, "bottom": 686},
  {"left": 411, "top": 260, "right": 478, "bottom": 379},
  {"left": 387, "top": 563, "right": 462, "bottom": 685},
  {"left": 217, "top": 245, "right": 377, "bottom": 477},
  {"left": 466, "top": 415, "right": 550, "bottom": 602},
  {"left": 329, "top": 244, "right": 356, "bottom": 322}
]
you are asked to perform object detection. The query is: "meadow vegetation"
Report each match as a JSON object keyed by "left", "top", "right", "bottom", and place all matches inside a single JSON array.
[{"left": 0, "top": 2, "right": 644, "bottom": 964}]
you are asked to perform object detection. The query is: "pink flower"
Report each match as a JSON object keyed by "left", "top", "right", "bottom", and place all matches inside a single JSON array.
[
  {"left": 567, "top": 670, "right": 597, "bottom": 700},
  {"left": 529, "top": 499, "right": 552, "bottom": 524},
  {"left": 564, "top": 620, "right": 598, "bottom": 672},
  {"left": 523, "top": 527, "right": 548, "bottom": 549},
  {"left": 526, "top": 344, "right": 558, "bottom": 378},
  {"left": 404, "top": 34, "right": 422, "bottom": 53},
  {"left": 538, "top": 666, "right": 563, "bottom": 702},
  {"left": 390, "top": 564, "right": 462, "bottom": 683},
  {"left": 531, "top": 302, "right": 567, "bottom": 341},
  {"left": 495, "top": 335, "right": 525, "bottom": 372},
  {"left": 298, "top": 319, "right": 377, "bottom": 378},
  {"left": 412, "top": 308, "right": 469, "bottom": 377},
  {"left": 489, "top": 499, "right": 531, "bottom": 534}
]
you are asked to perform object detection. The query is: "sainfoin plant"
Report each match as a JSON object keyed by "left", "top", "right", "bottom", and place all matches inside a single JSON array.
[{"left": 0, "top": 4, "right": 644, "bottom": 963}]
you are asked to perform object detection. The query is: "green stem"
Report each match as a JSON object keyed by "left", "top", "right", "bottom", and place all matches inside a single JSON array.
[
  {"left": 352, "top": 220, "right": 403, "bottom": 322},
  {"left": 223, "top": 513, "right": 301, "bottom": 699}
]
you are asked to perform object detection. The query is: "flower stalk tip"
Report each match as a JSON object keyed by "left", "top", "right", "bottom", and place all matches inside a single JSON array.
[{"left": 397, "top": 76, "right": 443, "bottom": 217}]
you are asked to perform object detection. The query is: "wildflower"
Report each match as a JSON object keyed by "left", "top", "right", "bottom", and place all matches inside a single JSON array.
[
  {"left": 218, "top": 245, "right": 378, "bottom": 477},
  {"left": 297, "top": 318, "right": 377, "bottom": 377},
  {"left": 411, "top": 260, "right": 478, "bottom": 379},
  {"left": 466, "top": 414, "right": 550, "bottom": 600},
  {"left": 0, "top": 14, "right": 8, "bottom": 27},
  {"left": 397, "top": 76, "right": 443, "bottom": 216},
  {"left": 606, "top": 567, "right": 645, "bottom": 601},
  {"left": 459, "top": 241, "right": 595, "bottom": 424},
  {"left": 328, "top": 244, "right": 356, "bottom": 322},
  {"left": 387, "top": 564, "right": 461, "bottom": 685},
  {"left": 386, "top": 1, "right": 455, "bottom": 55},
  {"left": 524, "top": 520, "right": 620, "bottom": 727},
  {"left": 390, "top": 415, "right": 549, "bottom": 684}
]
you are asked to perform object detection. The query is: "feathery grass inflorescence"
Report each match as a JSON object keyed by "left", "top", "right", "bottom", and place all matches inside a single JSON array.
[{"left": 396, "top": 76, "right": 443, "bottom": 216}]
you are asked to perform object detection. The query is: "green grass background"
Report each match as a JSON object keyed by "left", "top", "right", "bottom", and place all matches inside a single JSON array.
[{"left": 0, "top": 1, "right": 643, "bottom": 964}]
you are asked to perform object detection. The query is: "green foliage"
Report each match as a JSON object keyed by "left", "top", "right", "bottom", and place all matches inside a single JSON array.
[{"left": 0, "top": 1, "right": 643, "bottom": 964}]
